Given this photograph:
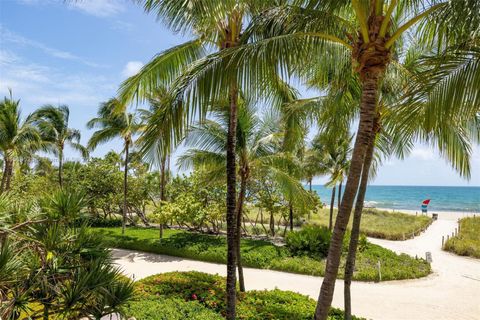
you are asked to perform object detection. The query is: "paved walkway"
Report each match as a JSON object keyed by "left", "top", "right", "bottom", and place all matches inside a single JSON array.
[{"left": 113, "top": 215, "right": 480, "bottom": 320}]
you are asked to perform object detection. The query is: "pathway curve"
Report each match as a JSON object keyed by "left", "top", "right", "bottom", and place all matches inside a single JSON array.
[{"left": 113, "top": 215, "right": 480, "bottom": 320}]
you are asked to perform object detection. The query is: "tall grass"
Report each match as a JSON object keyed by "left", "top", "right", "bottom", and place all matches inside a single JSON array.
[{"left": 444, "top": 217, "right": 480, "bottom": 258}]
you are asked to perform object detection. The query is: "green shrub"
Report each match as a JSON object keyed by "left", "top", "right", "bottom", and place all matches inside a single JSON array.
[
  {"left": 93, "top": 227, "right": 431, "bottom": 281},
  {"left": 285, "top": 225, "right": 331, "bottom": 258},
  {"left": 76, "top": 216, "right": 123, "bottom": 227},
  {"left": 131, "top": 272, "right": 365, "bottom": 320},
  {"left": 444, "top": 217, "right": 480, "bottom": 258},
  {"left": 126, "top": 298, "right": 222, "bottom": 320}
]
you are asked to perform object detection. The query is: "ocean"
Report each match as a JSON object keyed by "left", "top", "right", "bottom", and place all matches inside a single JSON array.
[{"left": 310, "top": 185, "right": 480, "bottom": 213}]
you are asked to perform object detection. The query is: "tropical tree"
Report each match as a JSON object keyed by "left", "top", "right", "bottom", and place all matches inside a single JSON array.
[
  {"left": 312, "top": 132, "right": 351, "bottom": 230},
  {"left": 179, "top": 101, "right": 314, "bottom": 291},
  {"left": 87, "top": 98, "right": 142, "bottom": 235},
  {"left": 32, "top": 105, "right": 88, "bottom": 187},
  {"left": 0, "top": 92, "right": 42, "bottom": 193},
  {"left": 216, "top": 1, "right": 479, "bottom": 318},
  {"left": 119, "top": 1, "right": 288, "bottom": 317}
]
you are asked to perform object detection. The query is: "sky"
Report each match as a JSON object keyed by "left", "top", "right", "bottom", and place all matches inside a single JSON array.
[{"left": 0, "top": 0, "right": 479, "bottom": 186}]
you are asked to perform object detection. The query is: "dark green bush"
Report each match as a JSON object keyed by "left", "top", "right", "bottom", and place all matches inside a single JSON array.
[
  {"left": 285, "top": 225, "right": 331, "bottom": 258},
  {"left": 76, "top": 216, "right": 123, "bottom": 227},
  {"left": 126, "top": 297, "right": 222, "bottom": 320},
  {"left": 132, "top": 271, "right": 365, "bottom": 320}
]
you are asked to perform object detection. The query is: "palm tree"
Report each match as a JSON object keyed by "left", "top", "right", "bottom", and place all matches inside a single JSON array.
[
  {"left": 87, "top": 98, "right": 142, "bottom": 235},
  {"left": 218, "top": 2, "right": 478, "bottom": 317},
  {"left": 119, "top": 2, "right": 289, "bottom": 317},
  {"left": 0, "top": 92, "right": 42, "bottom": 193},
  {"left": 312, "top": 132, "right": 351, "bottom": 230},
  {"left": 32, "top": 105, "right": 88, "bottom": 187},
  {"left": 179, "top": 100, "right": 314, "bottom": 292}
]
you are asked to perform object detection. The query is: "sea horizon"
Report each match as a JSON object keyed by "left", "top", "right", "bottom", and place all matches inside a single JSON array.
[{"left": 309, "top": 184, "right": 480, "bottom": 213}]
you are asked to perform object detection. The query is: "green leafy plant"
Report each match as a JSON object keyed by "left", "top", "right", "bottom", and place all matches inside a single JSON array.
[{"left": 285, "top": 225, "right": 331, "bottom": 258}]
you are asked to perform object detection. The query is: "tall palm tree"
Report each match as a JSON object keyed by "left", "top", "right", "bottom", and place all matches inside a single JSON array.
[
  {"left": 217, "top": 2, "right": 478, "bottom": 317},
  {"left": 179, "top": 101, "right": 314, "bottom": 292},
  {"left": 87, "top": 98, "right": 142, "bottom": 235},
  {"left": 0, "top": 92, "right": 42, "bottom": 193},
  {"left": 119, "top": 1, "right": 289, "bottom": 317},
  {"left": 137, "top": 86, "right": 178, "bottom": 202},
  {"left": 32, "top": 105, "right": 88, "bottom": 187}
]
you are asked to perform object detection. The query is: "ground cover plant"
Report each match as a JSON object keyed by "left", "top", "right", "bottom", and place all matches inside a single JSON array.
[
  {"left": 94, "top": 227, "right": 431, "bottom": 281},
  {"left": 126, "top": 271, "right": 365, "bottom": 320},
  {"left": 444, "top": 217, "right": 480, "bottom": 258}
]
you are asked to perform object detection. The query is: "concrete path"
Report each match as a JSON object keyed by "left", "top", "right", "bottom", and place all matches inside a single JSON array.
[{"left": 113, "top": 214, "right": 480, "bottom": 320}]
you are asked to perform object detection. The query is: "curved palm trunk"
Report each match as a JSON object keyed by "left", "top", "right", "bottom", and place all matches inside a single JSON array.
[
  {"left": 344, "top": 130, "right": 376, "bottom": 320},
  {"left": 315, "top": 73, "right": 380, "bottom": 320},
  {"left": 122, "top": 140, "right": 130, "bottom": 235},
  {"left": 236, "top": 167, "right": 248, "bottom": 292},
  {"left": 226, "top": 84, "right": 239, "bottom": 320},
  {"left": 58, "top": 147, "right": 64, "bottom": 188},
  {"left": 328, "top": 185, "right": 336, "bottom": 230}
]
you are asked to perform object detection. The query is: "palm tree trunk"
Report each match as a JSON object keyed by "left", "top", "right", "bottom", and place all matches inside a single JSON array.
[
  {"left": 314, "top": 73, "right": 380, "bottom": 320},
  {"left": 309, "top": 179, "right": 312, "bottom": 192},
  {"left": 236, "top": 167, "right": 248, "bottom": 292},
  {"left": 289, "top": 202, "right": 294, "bottom": 231},
  {"left": 160, "top": 155, "right": 167, "bottom": 201},
  {"left": 338, "top": 181, "right": 342, "bottom": 208},
  {"left": 1, "top": 156, "right": 8, "bottom": 193},
  {"left": 225, "top": 84, "right": 238, "bottom": 320},
  {"left": 58, "top": 147, "right": 64, "bottom": 188},
  {"left": 122, "top": 141, "right": 130, "bottom": 235},
  {"left": 344, "top": 130, "right": 376, "bottom": 320},
  {"left": 328, "top": 186, "right": 336, "bottom": 231},
  {"left": 5, "top": 158, "right": 13, "bottom": 192}
]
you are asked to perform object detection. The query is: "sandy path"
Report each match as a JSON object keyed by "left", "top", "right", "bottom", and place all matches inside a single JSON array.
[{"left": 113, "top": 214, "right": 480, "bottom": 320}]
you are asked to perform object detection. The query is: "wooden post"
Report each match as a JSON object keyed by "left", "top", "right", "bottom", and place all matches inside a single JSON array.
[
  {"left": 402, "top": 233, "right": 405, "bottom": 241},
  {"left": 442, "top": 236, "right": 444, "bottom": 248},
  {"left": 455, "top": 228, "right": 458, "bottom": 236}
]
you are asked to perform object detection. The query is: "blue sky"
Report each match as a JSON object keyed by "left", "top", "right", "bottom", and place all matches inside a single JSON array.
[{"left": 1, "top": 0, "right": 479, "bottom": 186}]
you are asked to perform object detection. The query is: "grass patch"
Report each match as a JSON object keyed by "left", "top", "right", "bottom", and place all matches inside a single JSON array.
[
  {"left": 126, "top": 271, "right": 366, "bottom": 320},
  {"left": 94, "top": 227, "right": 431, "bottom": 281},
  {"left": 246, "top": 207, "right": 432, "bottom": 240},
  {"left": 444, "top": 217, "right": 480, "bottom": 258}
]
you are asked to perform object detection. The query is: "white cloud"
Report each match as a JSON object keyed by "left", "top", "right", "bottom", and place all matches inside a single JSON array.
[
  {"left": 0, "top": 53, "right": 113, "bottom": 109},
  {"left": 122, "top": 61, "right": 143, "bottom": 78},
  {"left": 410, "top": 147, "right": 436, "bottom": 161},
  {"left": 0, "top": 26, "right": 103, "bottom": 68},
  {"left": 68, "top": 0, "right": 125, "bottom": 17}
]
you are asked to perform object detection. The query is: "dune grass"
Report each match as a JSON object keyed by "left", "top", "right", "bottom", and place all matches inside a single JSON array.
[
  {"left": 94, "top": 227, "right": 431, "bottom": 281},
  {"left": 444, "top": 217, "right": 480, "bottom": 258},
  {"left": 246, "top": 207, "right": 432, "bottom": 240}
]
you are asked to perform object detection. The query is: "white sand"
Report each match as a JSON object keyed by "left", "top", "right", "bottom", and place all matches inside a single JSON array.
[{"left": 113, "top": 214, "right": 480, "bottom": 320}]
